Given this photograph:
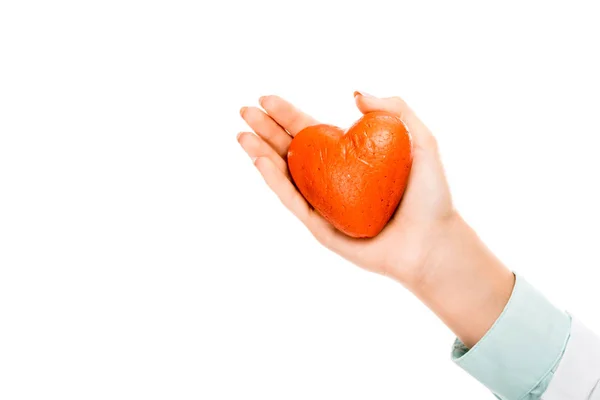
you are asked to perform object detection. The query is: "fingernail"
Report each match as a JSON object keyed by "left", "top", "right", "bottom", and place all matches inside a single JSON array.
[
  {"left": 236, "top": 132, "right": 243, "bottom": 141},
  {"left": 239, "top": 106, "right": 247, "bottom": 116},
  {"left": 252, "top": 156, "right": 259, "bottom": 164},
  {"left": 354, "top": 91, "right": 374, "bottom": 98},
  {"left": 258, "top": 96, "right": 267, "bottom": 104}
]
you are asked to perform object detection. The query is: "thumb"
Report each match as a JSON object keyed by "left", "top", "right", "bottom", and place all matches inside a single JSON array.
[{"left": 353, "top": 91, "right": 437, "bottom": 151}]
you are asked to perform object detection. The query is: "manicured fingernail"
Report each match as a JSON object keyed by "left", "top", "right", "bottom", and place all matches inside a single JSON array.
[
  {"left": 354, "top": 91, "right": 374, "bottom": 98},
  {"left": 239, "top": 107, "right": 247, "bottom": 116}
]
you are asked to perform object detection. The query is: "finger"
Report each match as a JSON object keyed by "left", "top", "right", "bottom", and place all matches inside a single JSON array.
[
  {"left": 240, "top": 106, "right": 292, "bottom": 158},
  {"left": 254, "top": 156, "right": 313, "bottom": 224},
  {"left": 353, "top": 92, "right": 437, "bottom": 151},
  {"left": 237, "top": 132, "right": 288, "bottom": 176},
  {"left": 259, "top": 95, "right": 319, "bottom": 136},
  {"left": 254, "top": 156, "right": 335, "bottom": 244}
]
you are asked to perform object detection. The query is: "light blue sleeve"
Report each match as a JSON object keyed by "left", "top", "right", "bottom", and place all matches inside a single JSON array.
[{"left": 451, "top": 274, "right": 572, "bottom": 400}]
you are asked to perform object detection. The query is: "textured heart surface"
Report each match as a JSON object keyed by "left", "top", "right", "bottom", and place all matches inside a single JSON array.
[{"left": 288, "top": 111, "right": 412, "bottom": 238}]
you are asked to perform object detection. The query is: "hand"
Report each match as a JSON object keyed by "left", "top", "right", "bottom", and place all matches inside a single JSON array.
[
  {"left": 237, "top": 92, "right": 455, "bottom": 289},
  {"left": 237, "top": 93, "right": 514, "bottom": 347}
]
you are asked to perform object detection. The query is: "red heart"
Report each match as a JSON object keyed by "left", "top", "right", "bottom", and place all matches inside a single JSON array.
[{"left": 287, "top": 112, "right": 412, "bottom": 238}]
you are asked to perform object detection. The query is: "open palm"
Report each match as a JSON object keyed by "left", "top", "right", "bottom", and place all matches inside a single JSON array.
[{"left": 238, "top": 93, "right": 455, "bottom": 286}]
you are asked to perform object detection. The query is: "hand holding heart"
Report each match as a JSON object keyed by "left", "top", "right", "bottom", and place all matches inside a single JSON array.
[
  {"left": 239, "top": 93, "right": 516, "bottom": 349},
  {"left": 238, "top": 93, "right": 456, "bottom": 289}
]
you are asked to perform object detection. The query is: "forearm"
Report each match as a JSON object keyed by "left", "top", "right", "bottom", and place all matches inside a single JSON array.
[{"left": 408, "top": 214, "right": 515, "bottom": 348}]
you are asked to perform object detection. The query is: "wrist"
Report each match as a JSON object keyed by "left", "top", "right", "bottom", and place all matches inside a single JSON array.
[{"left": 409, "top": 213, "right": 515, "bottom": 348}]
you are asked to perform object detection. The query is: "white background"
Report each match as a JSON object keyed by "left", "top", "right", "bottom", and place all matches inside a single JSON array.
[{"left": 1, "top": 1, "right": 599, "bottom": 399}]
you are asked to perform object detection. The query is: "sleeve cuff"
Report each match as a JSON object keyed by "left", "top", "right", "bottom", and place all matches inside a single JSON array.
[{"left": 451, "top": 274, "right": 571, "bottom": 400}]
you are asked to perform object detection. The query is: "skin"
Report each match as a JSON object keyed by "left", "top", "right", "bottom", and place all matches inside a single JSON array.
[{"left": 238, "top": 92, "right": 515, "bottom": 348}]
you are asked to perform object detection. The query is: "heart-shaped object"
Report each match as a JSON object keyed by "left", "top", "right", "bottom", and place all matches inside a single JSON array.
[{"left": 287, "top": 112, "right": 412, "bottom": 238}]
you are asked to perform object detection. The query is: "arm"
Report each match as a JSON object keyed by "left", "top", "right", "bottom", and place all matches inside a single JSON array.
[{"left": 237, "top": 92, "right": 600, "bottom": 399}]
